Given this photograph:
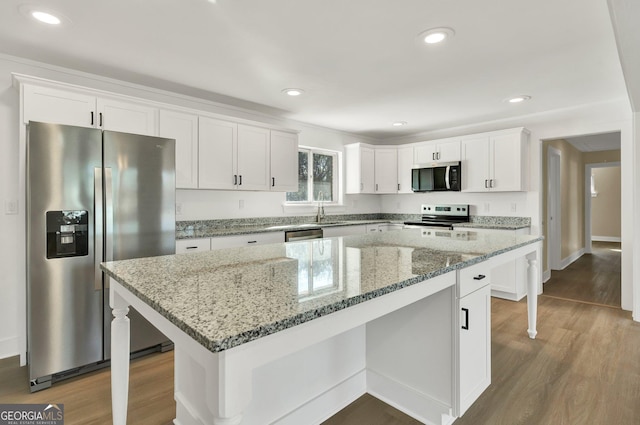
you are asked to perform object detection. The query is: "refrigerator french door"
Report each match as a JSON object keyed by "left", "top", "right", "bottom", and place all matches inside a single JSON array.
[{"left": 27, "top": 121, "right": 175, "bottom": 391}]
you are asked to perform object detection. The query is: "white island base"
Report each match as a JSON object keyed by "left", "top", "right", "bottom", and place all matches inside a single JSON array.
[
  {"left": 112, "top": 273, "right": 457, "bottom": 425},
  {"left": 109, "top": 241, "right": 541, "bottom": 425}
]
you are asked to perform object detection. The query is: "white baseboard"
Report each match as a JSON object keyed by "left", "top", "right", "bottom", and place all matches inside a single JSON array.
[
  {"left": 543, "top": 269, "right": 551, "bottom": 283},
  {"left": 366, "top": 369, "right": 454, "bottom": 425},
  {"left": 592, "top": 236, "right": 622, "bottom": 242},
  {"left": 560, "top": 248, "right": 585, "bottom": 270},
  {"left": 274, "top": 370, "right": 366, "bottom": 425},
  {"left": 0, "top": 336, "right": 19, "bottom": 360}
]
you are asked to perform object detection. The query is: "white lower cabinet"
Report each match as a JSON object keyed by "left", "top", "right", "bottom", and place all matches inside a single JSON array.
[
  {"left": 321, "top": 224, "right": 367, "bottom": 238},
  {"left": 457, "top": 262, "right": 492, "bottom": 416},
  {"left": 209, "top": 232, "right": 284, "bottom": 250},
  {"left": 455, "top": 226, "right": 530, "bottom": 300},
  {"left": 176, "top": 238, "right": 211, "bottom": 254}
]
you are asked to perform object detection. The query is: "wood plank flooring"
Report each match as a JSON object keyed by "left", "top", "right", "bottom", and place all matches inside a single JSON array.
[
  {"left": 543, "top": 241, "right": 621, "bottom": 307},
  {"left": 2, "top": 242, "right": 637, "bottom": 425}
]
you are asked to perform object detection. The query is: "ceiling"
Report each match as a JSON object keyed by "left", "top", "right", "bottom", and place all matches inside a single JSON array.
[
  {"left": 0, "top": 0, "right": 631, "bottom": 139},
  {"left": 564, "top": 132, "right": 621, "bottom": 152}
]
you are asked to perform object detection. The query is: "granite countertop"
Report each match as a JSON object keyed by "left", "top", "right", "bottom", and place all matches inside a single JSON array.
[
  {"left": 103, "top": 229, "right": 541, "bottom": 354},
  {"left": 176, "top": 219, "right": 397, "bottom": 239},
  {"left": 454, "top": 222, "right": 530, "bottom": 230}
]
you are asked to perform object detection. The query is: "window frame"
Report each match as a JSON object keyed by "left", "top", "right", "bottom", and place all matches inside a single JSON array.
[{"left": 285, "top": 146, "right": 341, "bottom": 205}]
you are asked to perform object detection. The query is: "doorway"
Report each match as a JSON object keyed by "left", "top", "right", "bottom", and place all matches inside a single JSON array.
[{"left": 542, "top": 132, "right": 621, "bottom": 307}]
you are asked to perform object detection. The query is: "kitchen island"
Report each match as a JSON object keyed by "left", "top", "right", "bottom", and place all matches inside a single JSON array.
[{"left": 102, "top": 229, "right": 542, "bottom": 425}]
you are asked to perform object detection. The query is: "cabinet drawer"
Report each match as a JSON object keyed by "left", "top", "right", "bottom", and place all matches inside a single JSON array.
[
  {"left": 176, "top": 238, "right": 211, "bottom": 254},
  {"left": 210, "top": 232, "right": 284, "bottom": 250},
  {"left": 458, "top": 261, "right": 492, "bottom": 298}
]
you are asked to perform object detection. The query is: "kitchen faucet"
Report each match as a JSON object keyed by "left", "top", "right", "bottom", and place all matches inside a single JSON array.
[{"left": 316, "top": 192, "right": 325, "bottom": 223}]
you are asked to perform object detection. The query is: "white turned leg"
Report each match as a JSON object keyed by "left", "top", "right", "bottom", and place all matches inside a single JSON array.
[
  {"left": 526, "top": 254, "right": 538, "bottom": 339},
  {"left": 110, "top": 287, "right": 130, "bottom": 425}
]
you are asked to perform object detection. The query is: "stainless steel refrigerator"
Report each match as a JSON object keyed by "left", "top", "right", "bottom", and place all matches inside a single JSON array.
[{"left": 26, "top": 121, "right": 175, "bottom": 392}]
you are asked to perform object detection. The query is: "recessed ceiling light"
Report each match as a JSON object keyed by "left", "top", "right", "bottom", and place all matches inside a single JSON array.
[
  {"left": 418, "top": 27, "right": 455, "bottom": 45},
  {"left": 282, "top": 88, "right": 304, "bottom": 97},
  {"left": 32, "top": 10, "right": 60, "bottom": 25},
  {"left": 392, "top": 121, "right": 407, "bottom": 127},
  {"left": 19, "top": 4, "right": 70, "bottom": 25},
  {"left": 508, "top": 95, "right": 532, "bottom": 103}
]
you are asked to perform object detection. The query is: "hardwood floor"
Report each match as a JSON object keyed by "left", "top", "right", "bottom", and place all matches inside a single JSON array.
[
  {"left": 543, "top": 241, "right": 621, "bottom": 307},
  {"left": 2, "top": 244, "right": 637, "bottom": 425}
]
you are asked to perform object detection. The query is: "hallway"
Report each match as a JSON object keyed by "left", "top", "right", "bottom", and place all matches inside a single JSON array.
[{"left": 543, "top": 241, "right": 621, "bottom": 308}]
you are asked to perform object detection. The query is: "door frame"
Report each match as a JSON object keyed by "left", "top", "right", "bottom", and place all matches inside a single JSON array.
[
  {"left": 584, "top": 162, "right": 621, "bottom": 253},
  {"left": 547, "top": 147, "right": 562, "bottom": 270}
]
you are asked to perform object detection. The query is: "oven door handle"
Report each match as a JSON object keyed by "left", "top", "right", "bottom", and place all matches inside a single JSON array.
[{"left": 445, "top": 165, "right": 451, "bottom": 189}]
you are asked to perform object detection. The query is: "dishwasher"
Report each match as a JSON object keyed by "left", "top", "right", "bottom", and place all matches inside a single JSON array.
[{"left": 284, "top": 228, "right": 323, "bottom": 241}]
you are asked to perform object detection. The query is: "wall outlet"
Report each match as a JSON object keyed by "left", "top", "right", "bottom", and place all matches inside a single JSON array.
[
  {"left": 239, "top": 199, "right": 245, "bottom": 209},
  {"left": 175, "top": 203, "right": 183, "bottom": 216},
  {"left": 5, "top": 200, "right": 18, "bottom": 215}
]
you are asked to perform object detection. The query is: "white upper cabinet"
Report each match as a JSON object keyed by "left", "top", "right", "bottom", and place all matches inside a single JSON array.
[
  {"left": 374, "top": 148, "right": 398, "bottom": 194},
  {"left": 461, "top": 128, "right": 528, "bottom": 192},
  {"left": 414, "top": 138, "right": 461, "bottom": 164},
  {"left": 237, "top": 124, "right": 271, "bottom": 191},
  {"left": 198, "top": 117, "right": 237, "bottom": 190},
  {"left": 159, "top": 109, "right": 199, "bottom": 189},
  {"left": 96, "top": 98, "right": 157, "bottom": 136},
  {"left": 22, "top": 85, "right": 158, "bottom": 136},
  {"left": 270, "top": 130, "right": 298, "bottom": 192},
  {"left": 345, "top": 143, "right": 375, "bottom": 194},
  {"left": 397, "top": 146, "right": 414, "bottom": 194},
  {"left": 23, "top": 85, "right": 96, "bottom": 128}
]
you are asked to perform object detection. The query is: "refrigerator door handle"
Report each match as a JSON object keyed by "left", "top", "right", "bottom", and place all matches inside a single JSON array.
[
  {"left": 94, "top": 167, "right": 103, "bottom": 291},
  {"left": 104, "top": 167, "right": 114, "bottom": 288}
]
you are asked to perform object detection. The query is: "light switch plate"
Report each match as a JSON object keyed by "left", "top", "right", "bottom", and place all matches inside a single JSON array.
[{"left": 5, "top": 199, "right": 18, "bottom": 215}]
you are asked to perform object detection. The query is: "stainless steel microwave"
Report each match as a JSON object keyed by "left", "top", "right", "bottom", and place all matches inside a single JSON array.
[{"left": 411, "top": 161, "right": 461, "bottom": 192}]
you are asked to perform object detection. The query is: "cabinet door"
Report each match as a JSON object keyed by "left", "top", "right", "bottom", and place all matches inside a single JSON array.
[
  {"left": 360, "top": 146, "right": 376, "bottom": 193},
  {"left": 198, "top": 117, "right": 237, "bottom": 190},
  {"left": 374, "top": 148, "right": 398, "bottom": 193},
  {"left": 23, "top": 85, "right": 96, "bottom": 128},
  {"left": 237, "top": 125, "right": 270, "bottom": 191},
  {"left": 97, "top": 98, "right": 158, "bottom": 136},
  {"left": 459, "top": 284, "right": 491, "bottom": 415},
  {"left": 461, "top": 137, "right": 490, "bottom": 192},
  {"left": 270, "top": 130, "right": 298, "bottom": 192},
  {"left": 397, "top": 146, "right": 414, "bottom": 193},
  {"left": 491, "top": 133, "right": 524, "bottom": 191},
  {"left": 438, "top": 139, "right": 461, "bottom": 162},
  {"left": 159, "top": 110, "right": 198, "bottom": 189},
  {"left": 414, "top": 143, "right": 438, "bottom": 164}
]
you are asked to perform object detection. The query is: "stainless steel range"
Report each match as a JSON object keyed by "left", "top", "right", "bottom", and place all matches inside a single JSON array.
[{"left": 403, "top": 204, "right": 470, "bottom": 229}]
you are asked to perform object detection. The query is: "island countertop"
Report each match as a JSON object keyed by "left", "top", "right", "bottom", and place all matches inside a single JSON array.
[{"left": 101, "top": 229, "right": 542, "bottom": 354}]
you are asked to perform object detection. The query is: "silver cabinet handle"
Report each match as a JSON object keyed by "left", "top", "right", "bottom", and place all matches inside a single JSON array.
[
  {"left": 490, "top": 179, "right": 494, "bottom": 188},
  {"left": 94, "top": 167, "right": 103, "bottom": 291},
  {"left": 99, "top": 112, "right": 103, "bottom": 128},
  {"left": 239, "top": 175, "right": 242, "bottom": 185},
  {"left": 247, "top": 240, "right": 257, "bottom": 244},
  {"left": 272, "top": 177, "right": 275, "bottom": 187},
  {"left": 91, "top": 111, "right": 95, "bottom": 126},
  {"left": 473, "top": 274, "right": 486, "bottom": 280},
  {"left": 398, "top": 183, "right": 400, "bottom": 191},
  {"left": 185, "top": 246, "right": 198, "bottom": 250},
  {"left": 376, "top": 183, "right": 378, "bottom": 191},
  {"left": 432, "top": 152, "right": 436, "bottom": 160},
  {"left": 234, "top": 175, "right": 237, "bottom": 185}
]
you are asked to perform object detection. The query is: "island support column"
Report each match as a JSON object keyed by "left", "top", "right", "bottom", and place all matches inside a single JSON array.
[
  {"left": 526, "top": 250, "right": 539, "bottom": 339},
  {"left": 110, "top": 288, "right": 130, "bottom": 425}
]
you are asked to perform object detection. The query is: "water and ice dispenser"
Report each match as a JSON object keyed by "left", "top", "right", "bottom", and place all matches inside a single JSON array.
[{"left": 46, "top": 210, "right": 89, "bottom": 259}]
